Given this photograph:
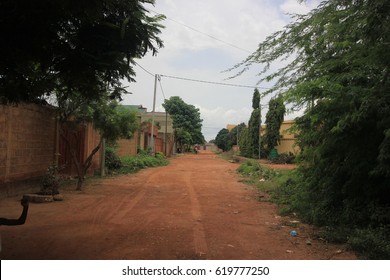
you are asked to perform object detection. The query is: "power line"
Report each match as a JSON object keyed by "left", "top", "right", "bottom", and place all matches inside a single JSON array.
[
  {"left": 160, "top": 74, "right": 270, "bottom": 90},
  {"left": 135, "top": 63, "right": 272, "bottom": 90},
  {"left": 149, "top": 10, "right": 253, "bottom": 54},
  {"left": 158, "top": 76, "right": 167, "bottom": 100},
  {"left": 135, "top": 61, "right": 155, "bottom": 77}
]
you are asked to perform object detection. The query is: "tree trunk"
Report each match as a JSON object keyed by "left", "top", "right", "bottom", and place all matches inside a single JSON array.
[
  {"left": 73, "top": 139, "right": 102, "bottom": 191},
  {"left": 76, "top": 176, "right": 84, "bottom": 191},
  {"left": 61, "top": 127, "right": 102, "bottom": 191}
]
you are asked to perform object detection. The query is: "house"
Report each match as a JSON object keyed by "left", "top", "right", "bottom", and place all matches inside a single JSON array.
[
  {"left": 228, "top": 120, "right": 299, "bottom": 155},
  {"left": 275, "top": 120, "right": 299, "bottom": 154},
  {"left": 226, "top": 124, "right": 237, "bottom": 132},
  {"left": 141, "top": 111, "right": 175, "bottom": 156},
  {"left": 116, "top": 106, "right": 175, "bottom": 157},
  {"left": 260, "top": 120, "right": 299, "bottom": 154}
]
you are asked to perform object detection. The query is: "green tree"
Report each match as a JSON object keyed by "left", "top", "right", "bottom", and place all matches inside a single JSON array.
[
  {"left": 162, "top": 96, "right": 205, "bottom": 151},
  {"left": 0, "top": 0, "right": 164, "bottom": 104},
  {"left": 264, "top": 95, "right": 286, "bottom": 153},
  {"left": 248, "top": 108, "right": 261, "bottom": 158},
  {"left": 228, "top": 123, "right": 247, "bottom": 147},
  {"left": 215, "top": 128, "right": 230, "bottom": 151},
  {"left": 174, "top": 128, "right": 192, "bottom": 153},
  {"left": 231, "top": 0, "right": 390, "bottom": 258},
  {"left": 58, "top": 95, "right": 139, "bottom": 190},
  {"left": 238, "top": 126, "right": 251, "bottom": 158},
  {"left": 252, "top": 88, "right": 260, "bottom": 109},
  {"left": 238, "top": 89, "right": 262, "bottom": 158}
]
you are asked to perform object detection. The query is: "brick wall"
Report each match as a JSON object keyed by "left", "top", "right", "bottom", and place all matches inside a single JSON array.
[
  {"left": 116, "top": 131, "right": 139, "bottom": 157},
  {"left": 84, "top": 123, "right": 102, "bottom": 174},
  {"left": 0, "top": 104, "right": 57, "bottom": 196}
]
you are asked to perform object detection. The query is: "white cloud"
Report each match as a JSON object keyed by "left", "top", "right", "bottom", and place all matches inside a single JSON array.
[
  {"left": 197, "top": 105, "right": 252, "bottom": 141},
  {"left": 123, "top": 0, "right": 321, "bottom": 141},
  {"left": 280, "top": 0, "right": 319, "bottom": 16}
]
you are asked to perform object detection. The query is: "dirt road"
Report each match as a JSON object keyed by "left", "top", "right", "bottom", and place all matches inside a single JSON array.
[{"left": 0, "top": 152, "right": 356, "bottom": 260}]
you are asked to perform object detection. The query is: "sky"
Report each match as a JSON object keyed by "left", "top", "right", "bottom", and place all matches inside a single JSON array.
[{"left": 121, "top": 0, "right": 320, "bottom": 141}]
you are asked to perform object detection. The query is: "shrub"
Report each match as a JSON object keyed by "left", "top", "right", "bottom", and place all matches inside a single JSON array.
[
  {"left": 347, "top": 226, "right": 390, "bottom": 260},
  {"left": 237, "top": 160, "right": 277, "bottom": 180},
  {"left": 105, "top": 146, "right": 122, "bottom": 170},
  {"left": 271, "top": 152, "right": 296, "bottom": 164},
  {"left": 120, "top": 153, "right": 168, "bottom": 173},
  {"left": 40, "top": 165, "right": 61, "bottom": 195},
  {"left": 237, "top": 160, "right": 260, "bottom": 177}
]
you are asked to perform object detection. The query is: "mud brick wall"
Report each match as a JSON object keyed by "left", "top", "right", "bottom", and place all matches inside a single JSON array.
[
  {"left": 0, "top": 104, "right": 57, "bottom": 196},
  {"left": 116, "top": 131, "right": 140, "bottom": 157},
  {"left": 84, "top": 123, "right": 102, "bottom": 174}
]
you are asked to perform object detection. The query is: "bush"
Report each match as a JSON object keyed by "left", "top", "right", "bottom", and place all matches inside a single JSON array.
[
  {"left": 237, "top": 160, "right": 277, "bottom": 180},
  {"left": 105, "top": 146, "right": 122, "bottom": 170},
  {"left": 347, "top": 226, "right": 390, "bottom": 259},
  {"left": 120, "top": 153, "right": 169, "bottom": 173},
  {"left": 271, "top": 152, "right": 296, "bottom": 164},
  {"left": 40, "top": 165, "right": 61, "bottom": 195}
]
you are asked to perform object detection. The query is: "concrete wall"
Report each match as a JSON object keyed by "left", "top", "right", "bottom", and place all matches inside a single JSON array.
[
  {"left": 0, "top": 104, "right": 57, "bottom": 196},
  {"left": 277, "top": 120, "right": 300, "bottom": 154}
]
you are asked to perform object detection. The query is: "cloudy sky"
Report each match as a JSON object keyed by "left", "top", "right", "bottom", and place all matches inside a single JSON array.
[{"left": 121, "top": 0, "right": 320, "bottom": 141}]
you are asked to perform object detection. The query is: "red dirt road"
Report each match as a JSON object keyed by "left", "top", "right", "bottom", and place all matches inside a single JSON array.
[{"left": 0, "top": 152, "right": 356, "bottom": 260}]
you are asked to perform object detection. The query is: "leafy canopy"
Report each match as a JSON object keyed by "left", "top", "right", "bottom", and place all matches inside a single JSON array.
[
  {"left": 215, "top": 128, "right": 230, "bottom": 151},
  {"left": 231, "top": 0, "right": 390, "bottom": 258},
  {"left": 163, "top": 96, "right": 205, "bottom": 145},
  {"left": 0, "top": 0, "right": 165, "bottom": 104},
  {"left": 264, "top": 95, "right": 285, "bottom": 151},
  {"left": 237, "top": 89, "right": 262, "bottom": 158}
]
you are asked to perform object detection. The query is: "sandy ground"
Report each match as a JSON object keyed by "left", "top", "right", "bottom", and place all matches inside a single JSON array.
[{"left": 0, "top": 151, "right": 356, "bottom": 260}]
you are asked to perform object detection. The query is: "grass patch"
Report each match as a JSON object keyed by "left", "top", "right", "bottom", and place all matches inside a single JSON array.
[{"left": 237, "top": 159, "right": 294, "bottom": 214}]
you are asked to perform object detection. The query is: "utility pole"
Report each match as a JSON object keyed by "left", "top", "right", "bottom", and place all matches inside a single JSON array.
[
  {"left": 164, "top": 109, "right": 168, "bottom": 156},
  {"left": 258, "top": 92, "right": 261, "bottom": 159},
  {"left": 150, "top": 74, "right": 158, "bottom": 154}
]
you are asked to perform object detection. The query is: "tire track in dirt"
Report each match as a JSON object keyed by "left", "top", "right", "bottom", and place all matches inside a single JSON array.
[
  {"left": 184, "top": 170, "right": 208, "bottom": 258},
  {"left": 0, "top": 153, "right": 358, "bottom": 260}
]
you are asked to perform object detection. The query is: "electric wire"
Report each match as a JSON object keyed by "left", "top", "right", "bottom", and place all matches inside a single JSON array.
[
  {"left": 160, "top": 74, "right": 271, "bottom": 90},
  {"left": 135, "top": 62, "right": 269, "bottom": 90},
  {"left": 158, "top": 77, "right": 167, "bottom": 100},
  {"left": 149, "top": 10, "right": 253, "bottom": 54},
  {"left": 135, "top": 61, "right": 155, "bottom": 77}
]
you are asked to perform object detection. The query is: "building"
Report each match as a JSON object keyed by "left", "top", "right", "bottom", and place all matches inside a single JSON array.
[
  {"left": 229, "top": 120, "right": 299, "bottom": 155},
  {"left": 226, "top": 124, "right": 237, "bottom": 132},
  {"left": 274, "top": 120, "right": 299, "bottom": 154},
  {"left": 116, "top": 106, "right": 175, "bottom": 157},
  {"left": 141, "top": 111, "right": 174, "bottom": 156}
]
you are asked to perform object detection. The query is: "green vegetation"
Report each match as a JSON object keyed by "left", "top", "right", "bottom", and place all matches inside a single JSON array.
[
  {"left": 237, "top": 160, "right": 278, "bottom": 181},
  {"left": 60, "top": 100, "right": 139, "bottom": 190},
  {"left": 215, "top": 123, "right": 246, "bottom": 152},
  {"left": 237, "top": 160, "right": 290, "bottom": 196},
  {"left": 239, "top": 89, "right": 261, "bottom": 158},
  {"left": 1, "top": 1, "right": 165, "bottom": 190},
  {"left": 40, "top": 164, "right": 62, "bottom": 195},
  {"left": 1, "top": 0, "right": 165, "bottom": 104},
  {"left": 214, "top": 128, "right": 230, "bottom": 151},
  {"left": 162, "top": 96, "right": 205, "bottom": 152},
  {"left": 231, "top": 0, "right": 390, "bottom": 259},
  {"left": 104, "top": 146, "right": 168, "bottom": 175},
  {"left": 105, "top": 146, "right": 123, "bottom": 171},
  {"left": 264, "top": 95, "right": 285, "bottom": 153},
  {"left": 117, "top": 151, "right": 168, "bottom": 174}
]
